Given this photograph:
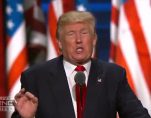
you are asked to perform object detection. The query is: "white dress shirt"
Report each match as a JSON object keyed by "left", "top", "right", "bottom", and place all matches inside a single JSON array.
[{"left": 63, "top": 59, "right": 91, "bottom": 118}]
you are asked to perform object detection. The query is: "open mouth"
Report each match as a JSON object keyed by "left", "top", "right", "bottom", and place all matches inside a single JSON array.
[{"left": 76, "top": 47, "right": 84, "bottom": 53}]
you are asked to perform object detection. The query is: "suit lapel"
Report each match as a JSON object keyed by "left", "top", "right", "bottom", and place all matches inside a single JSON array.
[
  {"left": 84, "top": 59, "right": 105, "bottom": 118},
  {"left": 47, "top": 57, "right": 106, "bottom": 118},
  {"left": 49, "top": 57, "right": 75, "bottom": 118}
]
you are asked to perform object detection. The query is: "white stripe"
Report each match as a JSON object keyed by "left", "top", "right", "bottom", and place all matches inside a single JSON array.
[
  {"left": 52, "top": 0, "right": 63, "bottom": 19},
  {"left": 110, "top": 22, "right": 118, "bottom": 44},
  {"left": 34, "top": 5, "right": 45, "bottom": 22},
  {"left": 7, "top": 22, "right": 26, "bottom": 72},
  {"left": 112, "top": 0, "right": 120, "bottom": 9},
  {"left": 30, "top": 31, "right": 47, "bottom": 47},
  {"left": 9, "top": 66, "right": 29, "bottom": 98},
  {"left": 47, "top": 29, "right": 58, "bottom": 60},
  {"left": 7, "top": 77, "right": 20, "bottom": 118},
  {"left": 110, "top": 0, "right": 120, "bottom": 45},
  {"left": 118, "top": 6, "right": 151, "bottom": 114},
  {"left": 135, "top": 0, "right": 151, "bottom": 58}
]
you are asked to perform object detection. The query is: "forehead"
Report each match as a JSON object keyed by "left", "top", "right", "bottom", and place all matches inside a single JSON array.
[{"left": 63, "top": 22, "right": 90, "bottom": 31}]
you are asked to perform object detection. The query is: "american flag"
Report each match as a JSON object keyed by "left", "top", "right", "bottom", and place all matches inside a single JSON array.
[
  {"left": 6, "top": 0, "right": 48, "bottom": 117},
  {"left": 5, "top": 0, "right": 28, "bottom": 116},
  {"left": 24, "top": 0, "right": 47, "bottom": 64},
  {"left": 110, "top": 0, "right": 151, "bottom": 115}
]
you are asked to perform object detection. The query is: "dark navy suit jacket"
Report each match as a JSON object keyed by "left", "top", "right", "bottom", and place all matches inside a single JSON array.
[{"left": 12, "top": 56, "right": 150, "bottom": 118}]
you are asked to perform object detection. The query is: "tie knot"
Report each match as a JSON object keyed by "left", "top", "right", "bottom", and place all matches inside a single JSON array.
[{"left": 75, "top": 65, "right": 85, "bottom": 72}]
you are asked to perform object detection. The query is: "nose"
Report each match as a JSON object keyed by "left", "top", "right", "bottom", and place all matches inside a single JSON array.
[{"left": 76, "top": 33, "right": 82, "bottom": 43}]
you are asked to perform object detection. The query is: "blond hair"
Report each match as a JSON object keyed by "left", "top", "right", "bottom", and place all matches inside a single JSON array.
[{"left": 56, "top": 11, "right": 96, "bottom": 39}]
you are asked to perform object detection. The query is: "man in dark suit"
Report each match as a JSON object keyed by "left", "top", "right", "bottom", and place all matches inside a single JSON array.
[{"left": 12, "top": 11, "right": 150, "bottom": 118}]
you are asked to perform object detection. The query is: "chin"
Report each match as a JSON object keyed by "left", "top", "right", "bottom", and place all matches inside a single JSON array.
[
  {"left": 75, "top": 58, "right": 89, "bottom": 64},
  {"left": 74, "top": 56, "right": 85, "bottom": 61},
  {"left": 72, "top": 54, "right": 89, "bottom": 62}
]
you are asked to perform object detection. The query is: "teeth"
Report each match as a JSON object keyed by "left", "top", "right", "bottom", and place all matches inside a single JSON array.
[
  {"left": 77, "top": 48, "right": 82, "bottom": 51},
  {"left": 76, "top": 48, "right": 83, "bottom": 52}
]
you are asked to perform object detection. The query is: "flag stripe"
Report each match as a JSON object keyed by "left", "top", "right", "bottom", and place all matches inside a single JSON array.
[
  {"left": 62, "top": 0, "right": 75, "bottom": 12},
  {"left": 115, "top": 42, "right": 136, "bottom": 92},
  {"left": 124, "top": 0, "right": 151, "bottom": 91},
  {"left": 46, "top": 0, "right": 64, "bottom": 60},
  {"left": 25, "top": 8, "right": 46, "bottom": 34},
  {"left": 53, "top": 0, "right": 63, "bottom": 18},
  {"left": 8, "top": 47, "right": 27, "bottom": 90},
  {"left": 135, "top": 0, "right": 151, "bottom": 57},
  {"left": 24, "top": 0, "right": 47, "bottom": 63},
  {"left": 109, "top": 42, "right": 116, "bottom": 60},
  {"left": 0, "top": 0, "right": 6, "bottom": 96},
  {"left": 110, "top": 0, "right": 120, "bottom": 60},
  {"left": 111, "top": 6, "right": 119, "bottom": 27},
  {"left": 48, "top": 4, "right": 60, "bottom": 56},
  {"left": 0, "top": 4, "right": 7, "bottom": 118},
  {"left": 6, "top": 22, "right": 26, "bottom": 72}
]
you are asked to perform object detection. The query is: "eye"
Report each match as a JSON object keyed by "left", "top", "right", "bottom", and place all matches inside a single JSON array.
[
  {"left": 66, "top": 31, "right": 75, "bottom": 36},
  {"left": 81, "top": 30, "right": 89, "bottom": 35}
]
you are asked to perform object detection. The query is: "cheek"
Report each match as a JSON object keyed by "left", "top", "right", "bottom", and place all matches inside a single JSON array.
[
  {"left": 63, "top": 41, "right": 75, "bottom": 52},
  {"left": 86, "top": 40, "right": 94, "bottom": 49}
]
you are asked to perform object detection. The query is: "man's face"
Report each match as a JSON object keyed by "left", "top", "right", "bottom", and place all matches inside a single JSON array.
[{"left": 58, "top": 22, "right": 97, "bottom": 65}]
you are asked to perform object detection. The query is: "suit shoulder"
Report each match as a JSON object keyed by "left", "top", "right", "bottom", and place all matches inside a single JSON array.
[
  {"left": 23, "top": 56, "right": 61, "bottom": 75},
  {"left": 93, "top": 59, "right": 126, "bottom": 77},
  {"left": 96, "top": 59, "right": 124, "bottom": 70}
]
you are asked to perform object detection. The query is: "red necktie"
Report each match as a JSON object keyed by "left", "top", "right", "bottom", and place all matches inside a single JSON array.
[{"left": 75, "top": 65, "right": 87, "bottom": 118}]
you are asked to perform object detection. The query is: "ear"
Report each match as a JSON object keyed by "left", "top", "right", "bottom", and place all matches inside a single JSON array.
[
  {"left": 93, "top": 33, "right": 97, "bottom": 47},
  {"left": 57, "top": 39, "right": 62, "bottom": 50}
]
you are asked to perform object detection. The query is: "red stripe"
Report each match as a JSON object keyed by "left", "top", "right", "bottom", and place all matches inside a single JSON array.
[
  {"left": 25, "top": 8, "right": 46, "bottom": 34},
  {"left": 0, "top": 0, "right": 6, "bottom": 95},
  {"left": 115, "top": 42, "right": 136, "bottom": 94},
  {"left": 0, "top": 2, "right": 7, "bottom": 117},
  {"left": 124, "top": 0, "right": 151, "bottom": 91},
  {"left": 8, "top": 47, "right": 27, "bottom": 91},
  {"left": 48, "top": 3, "right": 60, "bottom": 55},
  {"left": 62, "top": 0, "right": 75, "bottom": 12},
  {"left": 37, "top": 0, "right": 41, "bottom": 6},
  {"left": 111, "top": 6, "right": 119, "bottom": 26}
]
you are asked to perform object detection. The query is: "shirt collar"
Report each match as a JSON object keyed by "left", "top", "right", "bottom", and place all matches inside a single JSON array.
[{"left": 63, "top": 59, "right": 91, "bottom": 77}]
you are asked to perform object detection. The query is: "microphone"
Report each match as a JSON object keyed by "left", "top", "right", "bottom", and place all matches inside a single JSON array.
[
  {"left": 74, "top": 72, "right": 86, "bottom": 86},
  {"left": 74, "top": 72, "right": 86, "bottom": 104}
]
